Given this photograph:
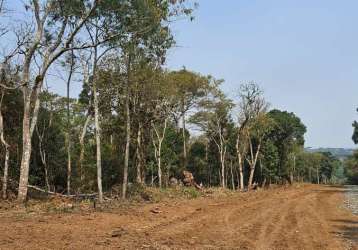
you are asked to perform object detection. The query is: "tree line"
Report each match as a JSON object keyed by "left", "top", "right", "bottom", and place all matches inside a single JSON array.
[
  {"left": 0, "top": 0, "right": 344, "bottom": 203},
  {"left": 346, "top": 113, "right": 358, "bottom": 184}
]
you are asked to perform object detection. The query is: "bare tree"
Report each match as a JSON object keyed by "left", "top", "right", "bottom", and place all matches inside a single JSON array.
[
  {"left": 15, "top": 0, "right": 100, "bottom": 202},
  {"left": 213, "top": 118, "right": 228, "bottom": 188},
  {"left": 246, "top": 113, "right": 271, "bottom": 189},
  {"left": 150, "top": 87, "right": 175, "bottom": 188},
  {"left": 190, "top": 80, "right": 232, "bottom": 189},
  {"left": 151, "top": 118, "right": 168, "bottom": 188},
  {"left": 236, "top": 83, "right": 268, "bottom": 190}
]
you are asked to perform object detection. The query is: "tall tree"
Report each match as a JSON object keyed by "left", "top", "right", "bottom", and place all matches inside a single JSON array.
[
  {"left": 235, "top": 83, "right": 266, "bottom": 190},
  {"left": 267, "top": 109, "right": 306, "bottom": 183},
  {"left": 168, "top": 69, "right": 209, "bottom": 169},
  {"left": 11, "top": 0, "right": 100, "bottom": 202},
  {"left": 190, "top": 78, "right": 233, "bottom": 188},
  {"left": 246, "top": 113, "right": 273, "bottom": 189}
]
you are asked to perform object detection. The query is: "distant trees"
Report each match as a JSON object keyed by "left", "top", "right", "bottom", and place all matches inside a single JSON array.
[{"left": 295, "top": 151, "right": 342, "bottom": 184}]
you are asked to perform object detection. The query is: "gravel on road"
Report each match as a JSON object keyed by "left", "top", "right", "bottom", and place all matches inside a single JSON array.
[{"left": 345, "top": 185, "right": 358, "bottom": 215}]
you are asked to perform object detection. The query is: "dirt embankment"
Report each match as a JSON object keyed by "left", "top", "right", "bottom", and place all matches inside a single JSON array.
[{"left": 0, "top": 185, "right": 357, "bottom": 250}]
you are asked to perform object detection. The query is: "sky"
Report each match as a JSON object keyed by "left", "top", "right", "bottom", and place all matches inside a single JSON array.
[
  {"left": 165, "top": 0, "right": 358, "bottom": 149},
  {"left": 2, "top": 1, "right": 358, "bottom": 148}
]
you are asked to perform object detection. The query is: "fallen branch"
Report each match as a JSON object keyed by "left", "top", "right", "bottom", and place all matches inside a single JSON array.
[{"left": 27, "top": 185, "right": 97, "bottom": 199}]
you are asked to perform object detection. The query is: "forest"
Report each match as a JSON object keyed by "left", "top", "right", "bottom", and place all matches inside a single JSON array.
[{"left": 0, "top": 0, "right": 351, "bottom": 204}]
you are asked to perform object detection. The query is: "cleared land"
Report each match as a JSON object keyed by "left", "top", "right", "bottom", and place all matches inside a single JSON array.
[{"left": 0, "top": 185, "right": 357, "bottom": 250}]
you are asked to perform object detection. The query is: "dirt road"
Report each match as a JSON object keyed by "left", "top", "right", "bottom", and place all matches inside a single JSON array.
[{"left": 0, "top": 185, "right": 357, "bottom": 249}]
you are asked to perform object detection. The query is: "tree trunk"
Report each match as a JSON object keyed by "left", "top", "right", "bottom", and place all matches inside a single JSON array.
[
  {"left": 66, "top": 53, "right": 74, "bottom": 195},
  {"left": 158, "top": 143, "right": 162, "bottom": 188},
  {"left": 230, "top": 160, "right": 235, "bottom": 190},
  {"left": 122, "top": 54, "right": 131, "bottom": 199},
  {"left": 152, "top": 118, "right": 168, "bottom": 188},
  {"left": 37, "top": 127, "right": 50, "bottom": 192},
  {"left": 0, "top": 92, "right": 9, "bottom": 199},
  {"left": 91, "top": 44, "right": 103, "bottom": 203},
  {"left": 238, "top": 155, "right": 244, "bottom": 191},
  {"left": 40, "top": 150, "right": 50, "bottom": 191},
  {"left": 151, "top": 167, "right": 154, "bottom": 187},
  {"left": 18, "top": 76, "right": 44, "bottom": 202},
  {"left": 18, "top": 96, "right": 33, "bottom": 202},
  {"left": 182, "top": 111, "right": 187, "bottom": 170},
  {"left": 79, "top": 114, "right": 91, "bottom": 182},
  {"left": 220, "top": 151, "right": 225, "bottom": 188},
  {"left": 262, "top": 177, "right": 267, "bottom": 188},
  {"left": 236, "top": 131, "right": 246, "bottom": 191},
  {"left": 66, "top": 135, "right": 71, "bottom": 195},
  {"left": 93, "top": 80, "right": 103, "bottom": 203},
  {"left": 135, "top": 124, "right": 142, "bottom": 184},
  {"left": 2, "top": 146, "right": 9, "bottom": 199},
  {"left": 247, "top": 140, "right": 261, "bottom": 190},
  {"left": 248, "top": 167, "right": 255, "bottom": 190}
]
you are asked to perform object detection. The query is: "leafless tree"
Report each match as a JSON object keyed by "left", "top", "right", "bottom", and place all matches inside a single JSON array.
[
  {"left": 151, "top": 93, "right": 175, "bottom": 188},
  {"left": 7, "top": 0, "right": 122, "bottom": 202},
  {"left": 236, "top": 83, "right": 268, "bottom": 190}
]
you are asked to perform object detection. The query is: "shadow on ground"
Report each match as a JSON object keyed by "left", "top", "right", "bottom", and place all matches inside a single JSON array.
[
  {"left": 331, "top": 219, "right": 358, "bottom": 243},
  {"left": 312, "top": 185, "right": 358, "bottom": 194}
]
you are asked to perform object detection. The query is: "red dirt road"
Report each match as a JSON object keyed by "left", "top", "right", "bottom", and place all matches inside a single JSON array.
[{"left": 0, "top": 185, "right": 357, "bottom": 249}]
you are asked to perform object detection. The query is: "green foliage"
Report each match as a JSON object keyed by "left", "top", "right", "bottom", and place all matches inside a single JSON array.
[
  {"left": 344, "top": 150, "right": 358, "bottom": 184},
  {"left": 266, "top": 109, "right": 307, "bottom": 178}
]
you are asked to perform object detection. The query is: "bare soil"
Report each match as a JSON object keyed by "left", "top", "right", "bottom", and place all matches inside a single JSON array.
[{"left": 0, "top": 185, "right": 357, "bottom": 250}]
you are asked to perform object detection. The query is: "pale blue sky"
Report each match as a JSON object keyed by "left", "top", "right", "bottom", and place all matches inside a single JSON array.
[
  {"left": 3, "top": 1, "right": 358, "bottom": 148},
  {"left": 166, "top": 0, "right": 358, "bottom": 148}
]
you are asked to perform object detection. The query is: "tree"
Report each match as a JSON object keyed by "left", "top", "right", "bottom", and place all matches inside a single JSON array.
[
  {"left": 344, "top": 151, "right": 358, "bottom": 184},
  {"left": 61, "top": 50, "right": 76, "bottom": 195},
  {"left": 0, "top": 57, "right": 21, "bottom": 199},
  {"left": 150, "top": 72, "right": 177, "bottom": 187},
  {"left": 190, "top": 78, "right": 233, "bottom": 188},
  {"left": 246, "top": 113, "right": 273, "bottom": 189},
  {"left": 11, "top": 0, "right": 101, "bottom": 202},
  {"left": 167, "top": 69, "right": 209, "bottom": 169},
  {"left": 267, "top": 109, "right": 306, "bottom": 183},
  {"left": 235, "top": 83, "right": 267, "bottom": 190}
]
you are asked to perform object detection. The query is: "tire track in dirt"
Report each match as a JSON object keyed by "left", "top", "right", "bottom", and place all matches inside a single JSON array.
[
  {"left": 252, "top": 189, "right": 307, "bottom": 250},
  {"left": 137, "top": 188, "right": 307, "bottom": 249},
  {"left": 1, "top": 185, "right": 356, "bottom": 250}
]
